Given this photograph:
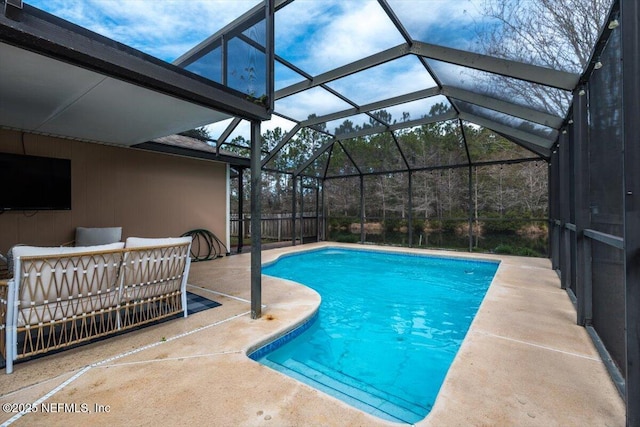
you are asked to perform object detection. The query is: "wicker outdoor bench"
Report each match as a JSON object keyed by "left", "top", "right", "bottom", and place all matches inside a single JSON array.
[{"left": 1, "top": 236, "right": 192, "bottom": 374}]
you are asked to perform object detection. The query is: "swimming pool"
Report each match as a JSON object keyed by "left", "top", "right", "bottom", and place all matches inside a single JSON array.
[{"left": 251, "top": 248, "right": 499, "bottom": 424}]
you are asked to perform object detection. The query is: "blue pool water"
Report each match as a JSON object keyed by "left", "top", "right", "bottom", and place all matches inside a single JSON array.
[{"left": 251, "top": 248, "right": 499, "bottom": 424}]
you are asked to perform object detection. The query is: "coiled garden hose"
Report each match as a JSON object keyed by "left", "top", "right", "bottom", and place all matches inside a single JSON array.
[{"left": 181, "top": 229, "right": 230, "bottom": 262}]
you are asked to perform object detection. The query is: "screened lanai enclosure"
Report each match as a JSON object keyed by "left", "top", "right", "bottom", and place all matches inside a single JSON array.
[
  {"left": 171, "top": 0, "right": 638, "bottom": 424},
  {"left": 2, "top": 0, "right": 638, "bottom": 424}
]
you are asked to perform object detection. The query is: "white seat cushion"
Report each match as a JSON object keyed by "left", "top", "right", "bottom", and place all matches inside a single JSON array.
[
  {"left": 12, "top": 242, "right": 125, "bottom": 259},
  {"left": 125, "top": 236, "right": 191, "bottom": 248}
]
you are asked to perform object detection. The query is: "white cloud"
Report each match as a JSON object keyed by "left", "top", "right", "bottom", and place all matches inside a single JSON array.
[
  {"left": 275, "top": 86, "right": 354, "bottom": 121},
  {"left": 204, "top": 115, "right": 298, "bottom": 143},
  {"left": 204, "top": 118, "right": 237, "bottom": 141},
  {"left": 276, "top": 0, "right": 405, "bottom": 74},
  {"left": 27, "top": 0, "right": 261, "bottom": 61},
  {"left": 263, "top": 115, "right": 298, "bottom": 134},
  {"left": 325, "top": 56, "right": 436, "bottom": 105},
  {"left": 386, "top": 0, "right": 484, "bottom": 44},
  {"left": 308, "top": 1, "right": 404, "bottom": 73}
]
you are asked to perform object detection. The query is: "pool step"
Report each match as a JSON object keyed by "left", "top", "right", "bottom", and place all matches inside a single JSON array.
[{"left": 261, "top": 357, "right": 427, "bottom": 424}]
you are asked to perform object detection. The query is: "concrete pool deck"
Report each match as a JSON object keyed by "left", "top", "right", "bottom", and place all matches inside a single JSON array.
[{"left": 0, "top": 242, "right": 625, "bottom": 426}]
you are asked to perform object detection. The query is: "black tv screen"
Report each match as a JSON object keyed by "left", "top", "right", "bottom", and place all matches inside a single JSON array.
[{"left": 0, "top": 153, "right": 71, "bottom": 211}]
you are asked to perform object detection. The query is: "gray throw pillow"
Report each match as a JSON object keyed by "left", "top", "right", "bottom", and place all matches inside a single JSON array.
[{"left": 75, "top": 227, "right": 122, "bottom": 246}]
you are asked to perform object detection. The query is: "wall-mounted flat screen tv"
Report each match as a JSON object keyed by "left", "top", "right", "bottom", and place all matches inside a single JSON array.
[{"left": 0, "top": 153, "right": 71, "bottom": 211}]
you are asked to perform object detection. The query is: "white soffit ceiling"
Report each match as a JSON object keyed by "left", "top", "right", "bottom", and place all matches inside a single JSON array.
[{"left": 0, "top": 42, "right": 231, "bottom": 146}]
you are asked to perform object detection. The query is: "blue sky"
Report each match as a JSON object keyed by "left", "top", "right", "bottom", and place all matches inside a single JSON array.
[
  {"left": 27, "top": 0, "right": 262, "bottom": 62},
  {"left": 26, "top": 0, "right": 486, "bottom": 63},
  {"left": 24, "top": 0, "right": 491, "bottom": 139}
]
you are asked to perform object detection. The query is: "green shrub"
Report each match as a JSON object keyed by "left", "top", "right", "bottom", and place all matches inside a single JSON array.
[
  {"left": 383, "top": 218, "right": 401, "bottom": 232},
  {"left": 493, "top": 244, "right": 541, "bottom": 257},
  {"left": 334, "top": 234, "right": 359, "bottom": 243},
  {"left": 494, "top": 244, "right": 515, "bottom": 254},
  {"left": 340, "top": 217, "right": 357, "bottom": 228},
  {"left": 440, "top": 219, "right": 461, "bottom": 233},
  {"left": 483, "top": 220, "right": 519, "bottom": 234},
  {"left": 515, "top": 247, "right": 541, "bottom": 257}
]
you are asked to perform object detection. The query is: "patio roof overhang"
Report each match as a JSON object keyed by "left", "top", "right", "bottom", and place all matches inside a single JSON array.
[
  {"left": 0, "top": 3, "right": 270, "bottom": 147},
  {"left": 137, "top": 134, "right": 251, "bottom": 169}
]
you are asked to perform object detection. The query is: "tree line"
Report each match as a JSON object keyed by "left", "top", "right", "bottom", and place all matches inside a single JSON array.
[{"left": 221, "top": 103, "right": 548, "bottom": 229}]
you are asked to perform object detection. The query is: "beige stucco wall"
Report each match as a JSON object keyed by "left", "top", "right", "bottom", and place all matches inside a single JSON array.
[{"left": 0, "top": 129, "right": 228, "bottom": 254}]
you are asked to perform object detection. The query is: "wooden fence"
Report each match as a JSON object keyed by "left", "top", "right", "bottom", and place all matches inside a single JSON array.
[{"left": 230, "top": 213, "right": 321, "bottom": 242}]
